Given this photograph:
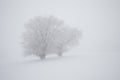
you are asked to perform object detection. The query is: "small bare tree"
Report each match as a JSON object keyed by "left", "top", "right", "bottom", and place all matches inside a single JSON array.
[{"left": 22, "top": 16, "right": 81, "bottom": 59}]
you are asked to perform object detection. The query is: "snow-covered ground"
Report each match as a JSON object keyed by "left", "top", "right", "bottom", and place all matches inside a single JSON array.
[{"left": 0, "top": 52, "right": 120, "bottom": 80}]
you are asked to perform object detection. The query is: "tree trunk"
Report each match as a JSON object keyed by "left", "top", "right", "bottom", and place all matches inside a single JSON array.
[
  {"left": 58, "top": 52, "right": 62, "bottom": 57},
  {"left": 40, "top": 47, "right": 47, "bottom": 60},
  {"left": 40, "top": 54, "right": 46, "bottom": 60}
]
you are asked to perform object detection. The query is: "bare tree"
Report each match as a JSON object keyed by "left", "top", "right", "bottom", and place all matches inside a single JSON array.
[{"left": 22, "top": 16, "right": 81, "bottom": 59}]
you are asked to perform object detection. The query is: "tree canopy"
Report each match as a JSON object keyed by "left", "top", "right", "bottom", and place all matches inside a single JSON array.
[{"left": 22, "top": 16, "right": 81, "bottom": 59}]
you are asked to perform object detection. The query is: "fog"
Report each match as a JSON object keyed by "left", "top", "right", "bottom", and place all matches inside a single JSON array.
[
  {"left": 0, "top": 0, "right": 120, "bottom": 59},
  {"left": 0, "top": 0, "right": 120, "bottom": 80}
]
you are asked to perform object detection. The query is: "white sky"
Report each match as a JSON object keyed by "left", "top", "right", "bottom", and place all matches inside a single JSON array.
[{"left": 0, "top": 0, "right": 120, "bottom": 59}]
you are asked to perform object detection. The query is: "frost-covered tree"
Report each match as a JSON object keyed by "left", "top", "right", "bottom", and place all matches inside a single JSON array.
[{"left": 22, "top": 16, "right": 81, "bottom": 59}]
